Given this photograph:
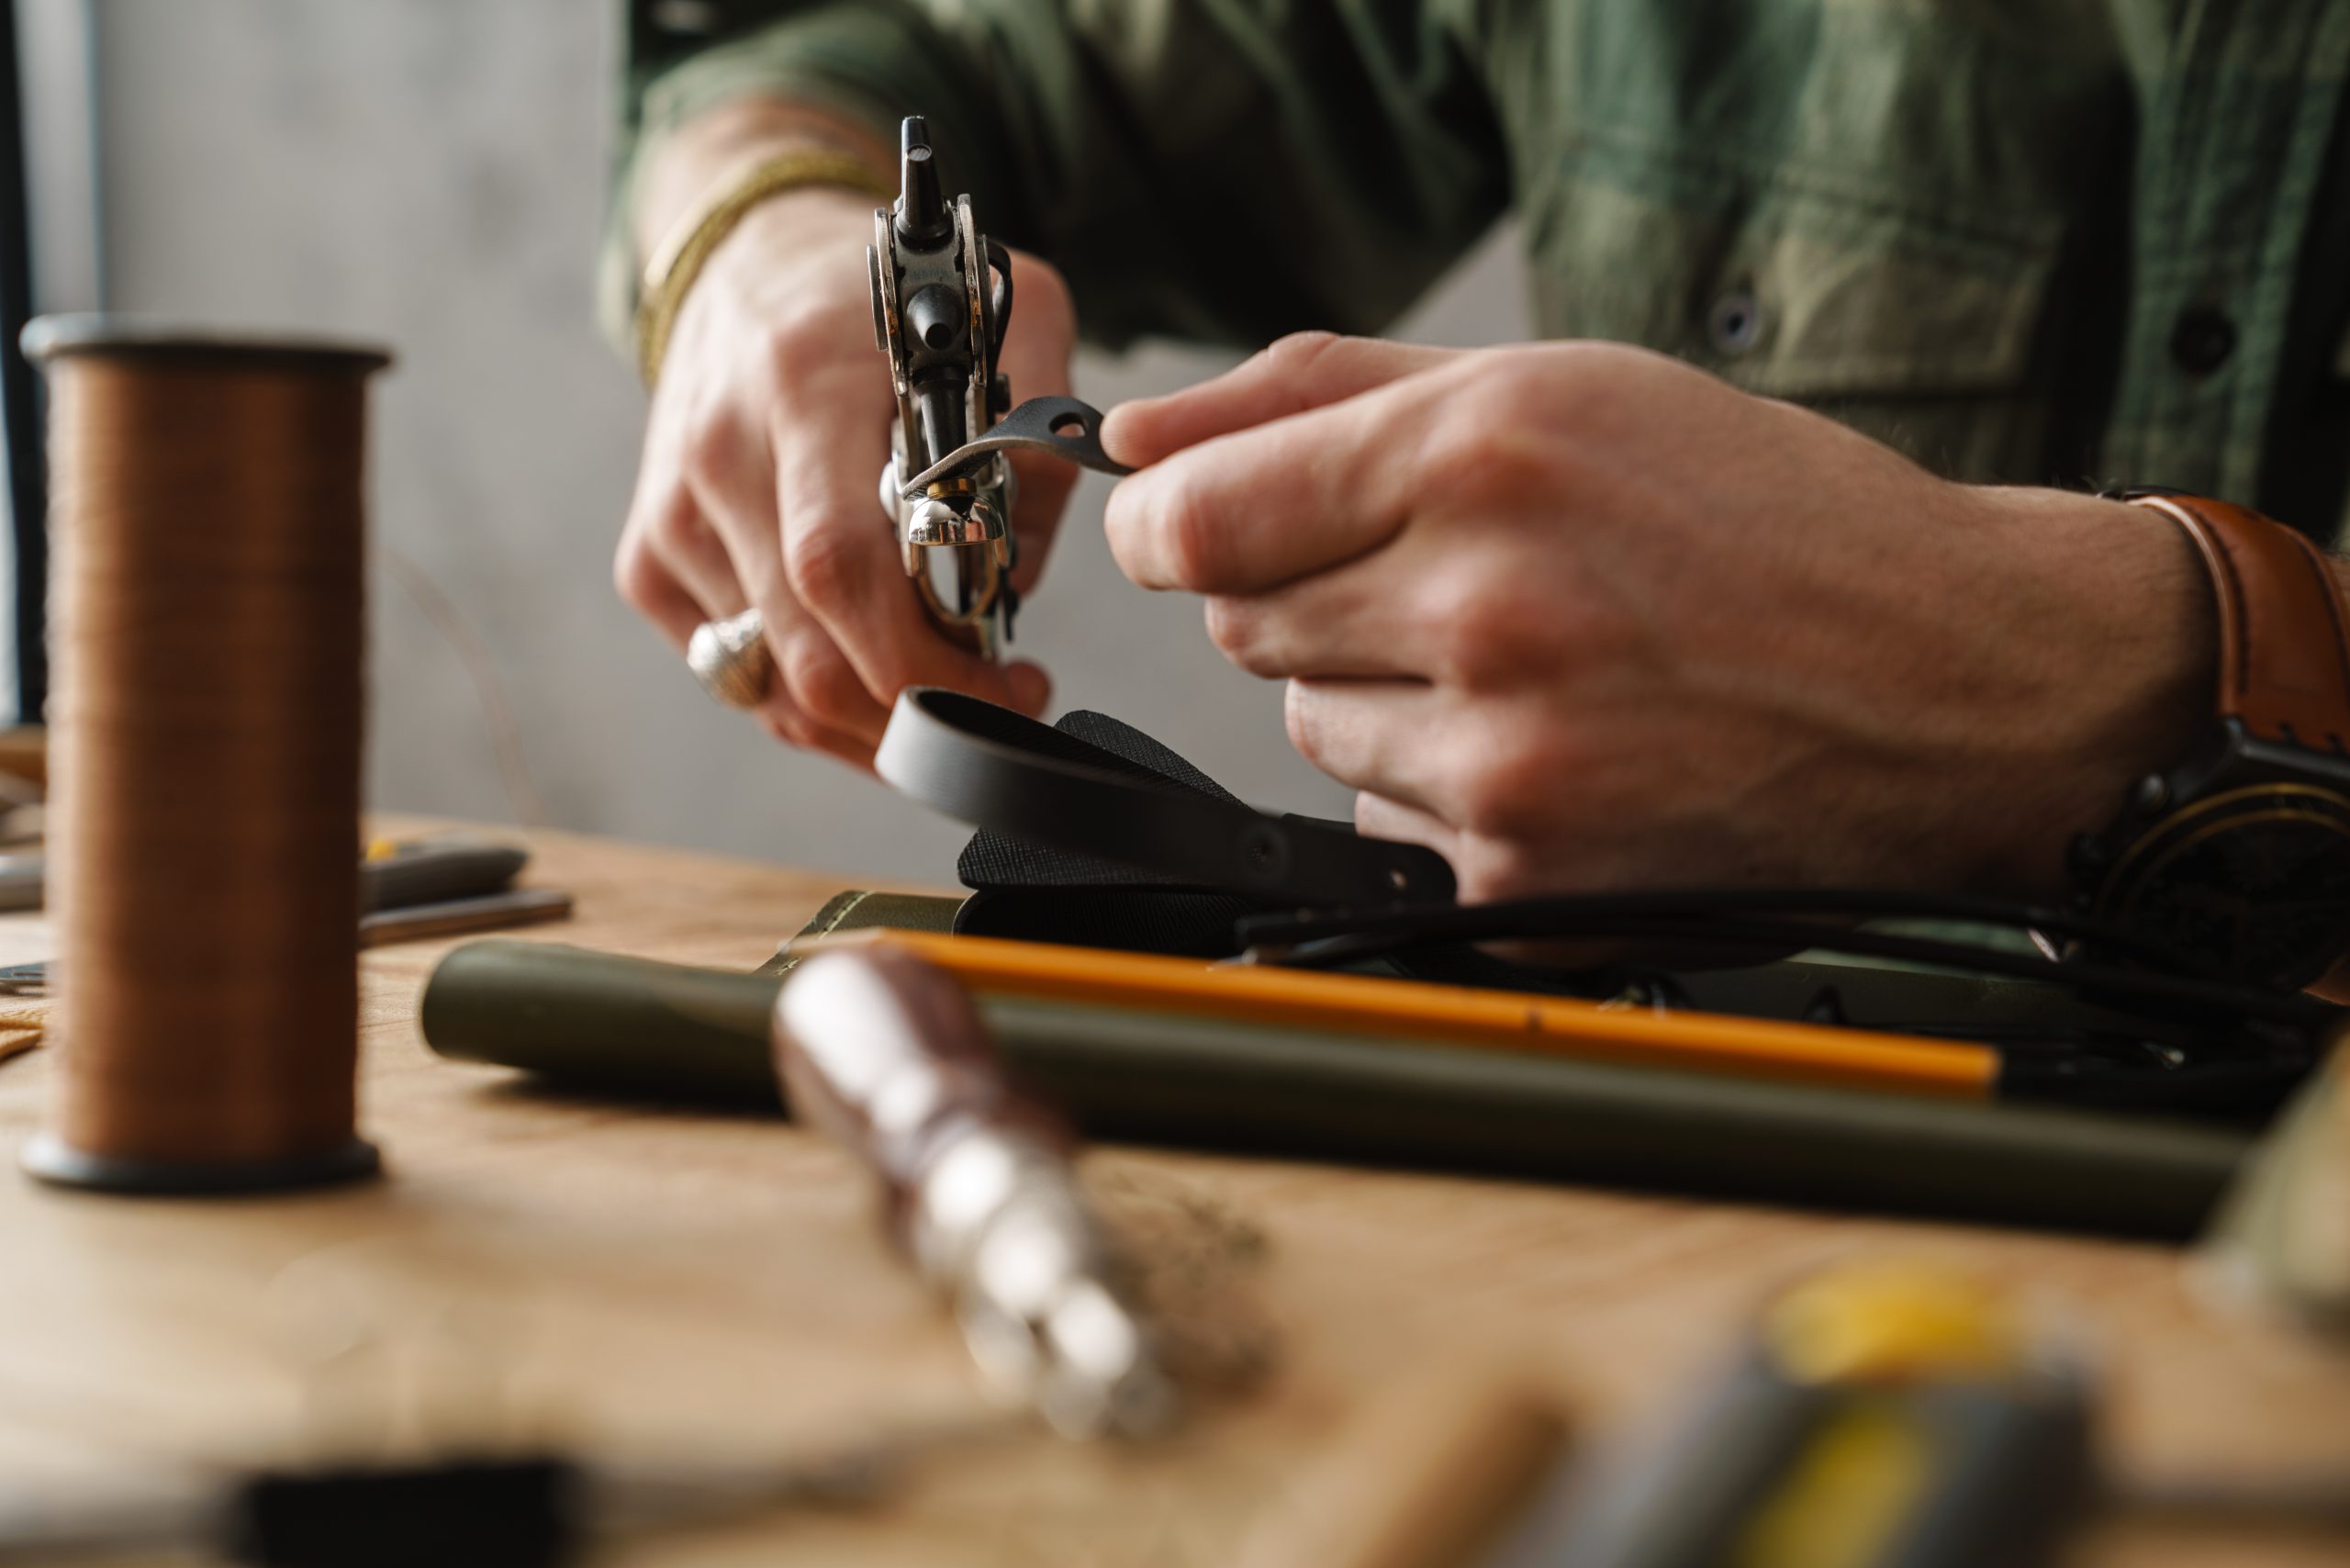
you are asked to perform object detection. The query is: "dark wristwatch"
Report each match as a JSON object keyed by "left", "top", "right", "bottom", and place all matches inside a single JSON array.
[{"left": 2070, "top": 491, "right": 2350, "bottom": 990}]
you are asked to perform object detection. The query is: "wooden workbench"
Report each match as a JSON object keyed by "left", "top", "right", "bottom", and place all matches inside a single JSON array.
[{"left": 0, "top": 823, "right": 2344, "bottom": 1566}]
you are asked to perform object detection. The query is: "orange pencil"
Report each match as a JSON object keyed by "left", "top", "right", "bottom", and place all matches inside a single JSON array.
[{"left": 801, "top": 928, "right": 1998, "bottom": 1101}]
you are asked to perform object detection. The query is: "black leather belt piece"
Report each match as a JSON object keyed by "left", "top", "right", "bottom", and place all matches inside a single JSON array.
[{"left": 876, "top": 689, "right": 1456, "bottom": 909}]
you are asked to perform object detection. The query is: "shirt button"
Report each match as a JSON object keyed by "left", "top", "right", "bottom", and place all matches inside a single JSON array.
[
  {"left": 1707, "top": 289, "right": 1763, "bottom": 356},
  {"left": 2169, "top": 306, "right": 2236, "bottom": 375}
]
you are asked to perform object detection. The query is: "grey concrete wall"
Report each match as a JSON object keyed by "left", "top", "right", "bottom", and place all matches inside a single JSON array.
[{"left": 85, "top": 0, "right": 1529, "bottom": 883}]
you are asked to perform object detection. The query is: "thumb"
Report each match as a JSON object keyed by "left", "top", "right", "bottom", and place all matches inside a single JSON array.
[{"left": 1103, "top": 331, "right": 1460, "bottom": 467}]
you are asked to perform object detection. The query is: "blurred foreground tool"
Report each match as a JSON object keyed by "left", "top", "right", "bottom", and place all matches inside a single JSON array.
[
  {"left": 771, "top": 944, "right": 1177, "bottom": 1439},
  {"left": 2202, "top": 1049, "right": 2350, "bottom": 1338},
  {"left": 356, "top": 837, "right": 570, "bottom": 946},
  {"left": 1243, "top": 1264, "right": 2092, "bottom": 1568},
  {"left": 1538, "top": 1261, "right": 2093, "bottom": 1568},
  {"left": 1529, "top": 1260, "right": 2350, "bottom": 1564},
  {"left": 1231, "top": 1365, "right": 1571, "bottom": 1568},
  {"left": 0, "top": 835, "right": 535, "bottom": 918},
  {"left": 358, "top": 836, "right": 532, "bottom": 912},
  {"left": 0, "top": 1440, "right": 926, "bottom": 1566},
  {"left": 0, "top": 837, "right": 566, "bottom": 996}
]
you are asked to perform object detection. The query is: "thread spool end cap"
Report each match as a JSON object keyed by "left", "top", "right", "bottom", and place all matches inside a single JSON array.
[{"left": 19, "top": 1133, "right": 381, "bottom": 1196}]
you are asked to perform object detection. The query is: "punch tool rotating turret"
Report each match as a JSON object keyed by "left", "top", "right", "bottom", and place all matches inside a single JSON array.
[{"left": 688, "top": 117, "right": 1130, "bottom": 707}]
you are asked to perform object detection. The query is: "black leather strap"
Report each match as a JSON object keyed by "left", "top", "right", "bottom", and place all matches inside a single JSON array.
[{"left": 876, "top": 689, "right": 1456, "bottom": 908}]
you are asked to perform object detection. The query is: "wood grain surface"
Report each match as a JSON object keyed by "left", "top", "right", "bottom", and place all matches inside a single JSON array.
[{"left": 0, "top": 820, "right": 2344, "bottom": 1567}]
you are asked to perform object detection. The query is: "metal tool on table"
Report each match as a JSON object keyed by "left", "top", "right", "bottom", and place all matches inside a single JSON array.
[
  {"left": 769, "top": 943, "right": 1176, "bottom": 1439},
  {"left": 0, "top": 837, "right": 565, "bottom": 997},
  {"left": 1525, "top": 1261, "right": 2097, "bottom": 1568},
  {"left": 1523, "top": 1261, "right": 2350, "bottom": 1564},
  {"left": 0, "top": 835, "right": 532, "bottom": 920},
  {"left": 1241, "top": 1262, "right": 2099, "bottom": 1568},
  {"left": 355, "top": 835, "right": 573, "bottom": 947},
  {"left": 0, "top": 1442, "right": 934, "bottom": 1566},
  {"left": 687, "top": 116, "right": 1132, "bottom": 709}
]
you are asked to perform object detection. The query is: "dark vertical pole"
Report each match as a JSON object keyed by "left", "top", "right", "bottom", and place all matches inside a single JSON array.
[{"left": 0, "top": 0, "right": 46, "bottom": 724}]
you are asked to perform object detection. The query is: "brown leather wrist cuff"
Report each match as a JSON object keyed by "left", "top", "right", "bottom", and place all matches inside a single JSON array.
[{"left": 2127, "top": 494, "right": 2350, "bottom": 755}]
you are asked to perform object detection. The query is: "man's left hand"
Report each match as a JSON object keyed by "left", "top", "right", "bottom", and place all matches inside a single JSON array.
[{"left": 1102, "top": 334, "right": 2215, "bottom": 906}]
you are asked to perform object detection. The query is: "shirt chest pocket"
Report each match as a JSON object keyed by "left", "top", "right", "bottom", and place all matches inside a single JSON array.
[{"left": 1523, "top": 168, "right": 2074, "bottom": 484}]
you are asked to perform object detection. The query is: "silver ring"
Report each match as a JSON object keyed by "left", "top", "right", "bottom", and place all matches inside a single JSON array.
[{"left": 687, "top": 608, "right": 774, "bottom": 709}]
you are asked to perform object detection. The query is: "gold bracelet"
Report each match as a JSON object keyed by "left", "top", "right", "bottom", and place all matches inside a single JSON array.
[{"left": 634, "top": 147, "right": 892, "bottom": 388}]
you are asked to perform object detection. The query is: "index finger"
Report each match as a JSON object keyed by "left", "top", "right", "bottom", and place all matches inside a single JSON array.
[
  {"left": 770, "top": 380, "right": 1047, "bottom": 712},
  {"left": 1103, "top": 367, "right": 1444, "bottom": 595},
  {"left": 1103, "top": 332, "right": 1458, "bottom": 467}
]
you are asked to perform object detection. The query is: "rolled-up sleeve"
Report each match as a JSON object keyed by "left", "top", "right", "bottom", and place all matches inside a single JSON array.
[{"left": 605, "top": 1, "right": 1511, "bottom": 352}]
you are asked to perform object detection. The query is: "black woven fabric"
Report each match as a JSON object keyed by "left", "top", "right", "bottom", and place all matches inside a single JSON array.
[
  {"left": 955, "top": 887, "right": 1265, "bottom": 958},
  {"left": 955, "top": 710, "right": 1244, "bottom": 892}
]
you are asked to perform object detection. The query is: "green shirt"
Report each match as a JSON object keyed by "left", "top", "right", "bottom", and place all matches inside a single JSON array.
[{"left": 611, "top": 1, "right": 2350, "bottom": 541}]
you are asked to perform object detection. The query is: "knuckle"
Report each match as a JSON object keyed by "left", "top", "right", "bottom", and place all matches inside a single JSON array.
[
  {"left": 1542, "top": 338, "right": 1635, "bottom": 394},
  {"left": 756, "top": 309, "right": 834, "bottom": 389},
  {"left": 678, "top": 407, "right": 741, "bottom": 482},
  {"left": 1015, "top": 254, "right": 1075, "bottom": 326},
  {"left": 1449, "top": 769, "right": 1520, "bottom": 842},
  {"left": 1450, "top": 837, "right": 1546, "bottom": 904},
  {"left": 1508, "top": 346, "right": 1614, "bottom": 445},
  {"left": 778, "top": 633, "right": 866, "bottom": 729},
  {"left": 612, "top": 531, "right": 666, "bottom": 610},
  {"left": 1282, "top": 681, "right": 1327, "bottom": 766},
  {"left": 759, "top": 707, "right": 822, "bottom": 752},
  {"left": 1352, "top": 789, "right": 1456, "bottom": 868},
  {"left": 1203, "top": 597, "right": 1275, "bottom": 675},
  {"left": 783, "top": 517, "right": 865, "bottom": 615},
  {"left": 1415, "top": 564, "right": 1580, "bottom": 693},
  {"left": 1102, "top": 486, "right": 1156, "bottom": 579},
  {"left": 645, "top": 488, "right": 702, "bottom": 550},
  {"left": 1492, "top": 345, "right": 1569, "bottom": 395},
  {"left": 1450, "top": 728, "right": 1572, "bottom": 840},
  {"left": 1415, "top": 569, "right": 1506, "bottom": 685},
  {"left": 1260, "top": 329, "right": 1345, "bottom": 381},
  {"left": 1158, "top": 488, "right": 1231, "bottom": 589},
  {"left": 1417, "top": 397, "right": 1550, "bottom": 512}
]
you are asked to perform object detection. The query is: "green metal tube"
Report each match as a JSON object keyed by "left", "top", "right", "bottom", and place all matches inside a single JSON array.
[{"left": 420, "top": 940, "right": 2248, "bottom": 1239}]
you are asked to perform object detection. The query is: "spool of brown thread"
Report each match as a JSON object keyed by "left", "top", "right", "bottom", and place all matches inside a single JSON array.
[{"left": 18, "top": 319, "right": 389, "bottom": 1193}]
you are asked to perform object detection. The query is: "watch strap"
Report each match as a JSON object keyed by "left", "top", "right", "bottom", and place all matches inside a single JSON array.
[{"left": 2129, "top": 494, "right": 2350, "bottom": 753}]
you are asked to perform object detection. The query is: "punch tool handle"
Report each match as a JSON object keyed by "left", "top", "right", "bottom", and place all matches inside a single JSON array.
[
  {"left": 769, "top": 945, "right": 1176, "bottom": 1439},
  {"left": 768, "top": 941, "right": 1066, "bottom": 1210}
]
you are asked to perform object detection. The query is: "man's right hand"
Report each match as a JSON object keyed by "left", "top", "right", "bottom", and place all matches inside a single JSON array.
[{"left": 618, "top": 157, "right": 1076, "bottom": 768}]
